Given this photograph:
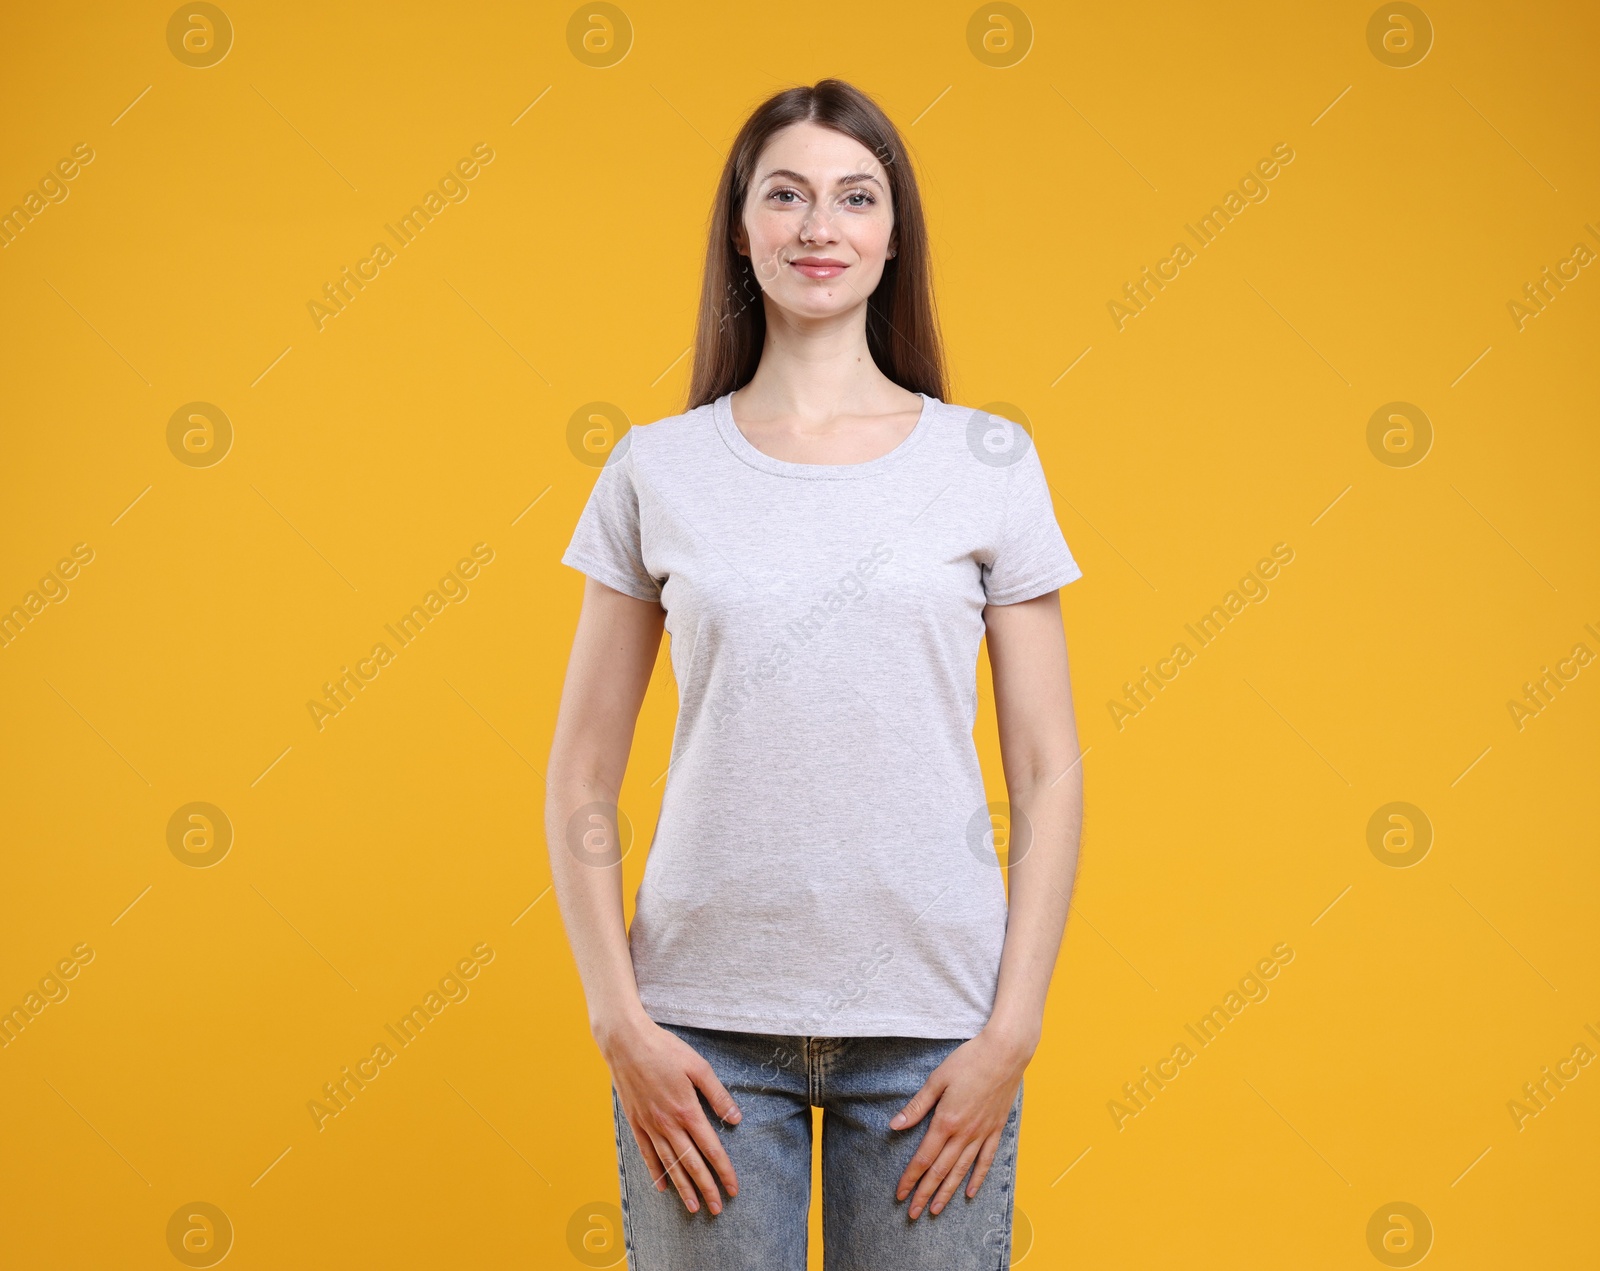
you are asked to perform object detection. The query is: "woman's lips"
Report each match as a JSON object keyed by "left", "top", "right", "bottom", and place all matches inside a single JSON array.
[{"left": 790, "top": 260, "right": 847, "bottom": 278}]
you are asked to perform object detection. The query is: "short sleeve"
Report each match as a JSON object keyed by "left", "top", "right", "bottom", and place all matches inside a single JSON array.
[
  {"left": 561, "top": 444, "right": 663, "bottom": 602},
  {"left": 981, "top": 442, "right": 1083, "bottom": 605}
]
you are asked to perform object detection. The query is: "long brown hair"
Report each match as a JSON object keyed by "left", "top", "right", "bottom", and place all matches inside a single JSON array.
[{"left": 686, "top": 78, "right": 948, "bottom": 411}]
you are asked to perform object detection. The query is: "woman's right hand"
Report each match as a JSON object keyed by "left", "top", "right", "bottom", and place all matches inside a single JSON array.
[{"left": 599, "top": 1014, "right": 742, "bottom": 1215}]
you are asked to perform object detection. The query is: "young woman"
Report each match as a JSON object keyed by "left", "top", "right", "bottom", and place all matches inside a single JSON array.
[{"left": 546, "top": 78, "right": 1084, "bottom": 1270}]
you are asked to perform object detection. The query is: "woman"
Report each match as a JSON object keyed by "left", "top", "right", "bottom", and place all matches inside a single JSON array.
[{"left": 546, "top": 78, "right": 1084, "bottom": 1270}]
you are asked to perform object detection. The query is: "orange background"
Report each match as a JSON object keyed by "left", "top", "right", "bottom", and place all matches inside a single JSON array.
[{"left": 1, "top": 1, "right": 1595, "bottom": 1267}]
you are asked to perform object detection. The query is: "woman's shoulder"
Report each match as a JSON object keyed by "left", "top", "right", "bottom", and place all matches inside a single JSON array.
[
  {"left": 920, "top": 396, "right": 1047, "bottom": 477},
  {"left": 636, "top": 397, "right": 718, "bottom": 437},
  {"left": 605, "top": 399, "right": 720, "bottom": 474}
]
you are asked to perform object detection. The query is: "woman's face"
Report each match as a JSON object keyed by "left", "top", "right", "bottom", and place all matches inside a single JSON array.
[{"left": 734, "top": 120, "right": 897, "bottom": 321}]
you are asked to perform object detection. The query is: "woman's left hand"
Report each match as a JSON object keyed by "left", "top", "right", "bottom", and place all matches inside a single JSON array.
[{"left": 889, "top": 1025, "right": 1032, "bottom": 1219}]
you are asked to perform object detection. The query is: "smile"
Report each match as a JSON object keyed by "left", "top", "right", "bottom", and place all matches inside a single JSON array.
[{"left": 789, "top": 259, "right": 847, "bottom": 278}]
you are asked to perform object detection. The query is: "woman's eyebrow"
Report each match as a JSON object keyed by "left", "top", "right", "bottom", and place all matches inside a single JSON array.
[{"left": 760, "top": 168, "right": 885, "bottom": 190}]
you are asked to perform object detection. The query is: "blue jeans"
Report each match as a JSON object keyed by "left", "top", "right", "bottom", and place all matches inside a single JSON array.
[{"left": 611, "top": 1023, "right": 1024, "bottom": 1270}]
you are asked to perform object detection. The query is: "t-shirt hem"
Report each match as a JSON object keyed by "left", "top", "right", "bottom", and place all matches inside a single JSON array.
[
  {"left": 561, "top": 550, "right": 662, "bottom": 603},
  {"left": 985, "top": 559, "right": 1084, "bottom": 606},
  {"left": 638, "top": 997, "right": 986, "bottom": 1040}
]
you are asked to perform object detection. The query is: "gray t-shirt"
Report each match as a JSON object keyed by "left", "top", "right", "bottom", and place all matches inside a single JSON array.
[{"left": 561, "top": 390, "right": 1082, "bottom": 1038}]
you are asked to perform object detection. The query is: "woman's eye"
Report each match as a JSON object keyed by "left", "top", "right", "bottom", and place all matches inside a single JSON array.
[{"left": 767, "top": 188, "right": 874, "bottom": 207}]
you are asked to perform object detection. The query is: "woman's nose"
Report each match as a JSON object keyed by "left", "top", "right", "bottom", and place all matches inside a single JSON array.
[{"left": 799, "top": 209, "right": 836, "bottom": 242}]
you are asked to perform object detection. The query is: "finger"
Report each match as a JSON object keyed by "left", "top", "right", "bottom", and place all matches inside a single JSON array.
[
  {"left": 649, "top": 1128, "right": 704, "bottom": 1214},
  {"left": 909, "top": 1132, "right": 967, "bottom": 1219},
  {"left": 683, "top": 1103, "right": 740, "bottom": 1198},
  {"left": 663, "top": 1123, "right": 724, "bottom": 1215},
  {"left": 890, "top": 1073, "right": 947, "bottom": 1131},
  {"left": 632, "top": 1125, "right": 669, "bottom": 1192},
  {"left": 688, "top": 1059, "right": 743, "bottom": 1127},
  {"left": 965, "top": 1130, "right": 1002, "bottom": 1198},
  {"left": 896, "top": 1120, "right": 954, "bottom": 1204},
  {"left": 649, "top": 1126, "right": 694, "bottom": 1210},
  {"left": 929, "top": 1138, "right": 983, "bottom": 1215}
]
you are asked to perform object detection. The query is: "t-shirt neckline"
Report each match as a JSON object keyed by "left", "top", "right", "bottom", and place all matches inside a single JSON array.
[{"left": 713, "top": 390, "right": 935, "bottom": 480}]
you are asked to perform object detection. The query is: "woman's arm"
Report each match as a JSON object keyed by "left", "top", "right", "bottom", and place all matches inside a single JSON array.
[
  {"left": 545, "top": 576, "right": 742, "bottom": 1215},
  {"left": 891, "top": 588, "right": 1083, "bottom": 1218},
  {"left": 545, "top": 577, "right": 664, "bottom": 1043},
  {"left": 982, "top": 585, "right": 1085, "bottom": 1052}
]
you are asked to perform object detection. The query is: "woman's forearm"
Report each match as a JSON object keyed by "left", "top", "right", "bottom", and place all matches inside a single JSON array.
[
  {"left": 983, "top": 761, "right": 1084, "bottom": 1057},
  {"left": 544, "top": 763, "right": 653, "bottom": 1051}
]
